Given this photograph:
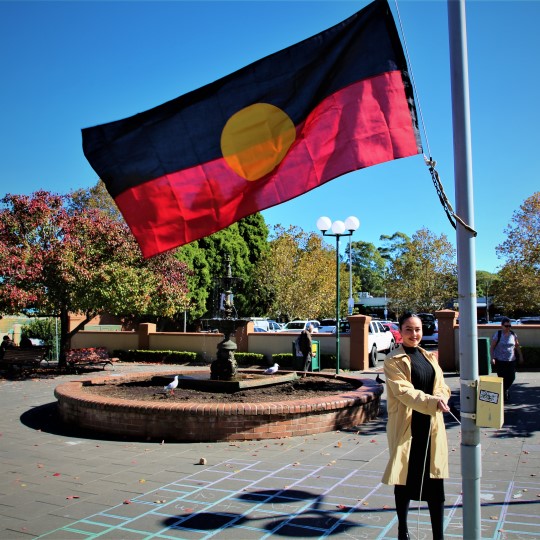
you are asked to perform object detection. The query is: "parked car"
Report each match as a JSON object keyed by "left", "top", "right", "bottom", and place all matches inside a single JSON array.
[
  {"left": 518, "top": 316, "right": 540, "bottom": 325},
  {"left": 279, "top": 320, "right": 320, "bottom": 333},
  {"left": 382, "top": 322, "right": 402, "bottom": 345},
  {"left": 368, "top": 320, "right": 395, "bottom": 367},
  {"left": 267, "top": 320, "right": 283, "bottom": 332},
  {"left": 417, "top": 313, "right": 438, "bottom": 345},
  {"left": 317, "top": 319, "right": 351, "bottom": 333}
]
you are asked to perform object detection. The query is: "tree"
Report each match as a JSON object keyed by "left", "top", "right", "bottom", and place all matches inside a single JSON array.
[
  {"left": 175, "top": 213, "right": 269, "bottom": 323},
  {"left": 349, "top": 240, "right": 388, "bottom": 296},
  {"left": 493, "top": 192, "right": 540, "bottom": 315},
  {"left": 70, "top": 180, "right": 122, "bottom": 221},
  {"left": 386, "top": 228, "right": 457, "bottom": 315},
  {"left": 0, "top": 191, "right": 189, "bottom": 365},
  {"left": 255, "top": 225, "right": 336, "bottom": 321},
  {"left": 379, "top": 232, "right": 411, "bottom": 261}
]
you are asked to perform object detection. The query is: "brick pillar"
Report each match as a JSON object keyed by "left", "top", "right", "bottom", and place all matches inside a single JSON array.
[
  {"left": 349, "top": 315, "right": 370, "bottom": 371},
  {"left": 235, "top": 321, "right": 253, "bottom": 352},
  {"left": 138, "top": 323, "right": 156, "bottom": 350},
  {"left": 435, "top": 309, "right": 458, "bottom": 371}
]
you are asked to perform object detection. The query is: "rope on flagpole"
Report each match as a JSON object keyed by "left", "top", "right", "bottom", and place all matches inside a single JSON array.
[
  {"left": 392, "top": 0, "right": 477, "bottom": 237},
  {"left": 425, "top": 156, "right": 477, "bottom": 236}
]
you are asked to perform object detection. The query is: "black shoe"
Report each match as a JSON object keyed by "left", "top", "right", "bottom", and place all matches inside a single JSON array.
[{"left": 398, "top": 532, "right": 410, "bottom": 540}]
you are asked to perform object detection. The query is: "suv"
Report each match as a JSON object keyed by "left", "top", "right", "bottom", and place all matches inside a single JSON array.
[
  {"left": 417, "top": 313, "right": 438, "bottom": 345},
  {"left": 368, "top": 320, "right": 395, "bottom": 367},
  {"left": 280, "top": 320, "right": 320, "bottom": 333}
]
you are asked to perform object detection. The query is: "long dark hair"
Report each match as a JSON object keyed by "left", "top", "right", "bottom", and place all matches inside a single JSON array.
[{"left": 398, "top": 312, "right": 419, "bottom": 329}]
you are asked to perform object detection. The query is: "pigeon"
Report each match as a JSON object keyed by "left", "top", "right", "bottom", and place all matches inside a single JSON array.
[
  {"left": 164, "top": 375, "right": 179, "bottom": 395},
  {"left": 264, "top": 363, "right": 279, "bottom": 375}
]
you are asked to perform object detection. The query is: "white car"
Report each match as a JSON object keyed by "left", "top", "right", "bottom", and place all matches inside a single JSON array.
[{"left": 279, "top": 320, "right": 320, "bottom": 333}]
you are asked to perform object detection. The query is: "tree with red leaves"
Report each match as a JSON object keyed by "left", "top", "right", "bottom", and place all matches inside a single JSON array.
[{"left": 0, "top": 191, "right": 189, "bottom": 366}]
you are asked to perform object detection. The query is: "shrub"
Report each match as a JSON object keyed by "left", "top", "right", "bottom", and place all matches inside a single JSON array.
[
  {"left": 234, "top": 352, "right": 266, "bottom": 367},
  {"left": 272, "top": 353, "right": 294, "bottom": 368},
  {"left": 21, "top": 317, "right": 58, "bottom": 360},
  {"left": 115, "top": 350, "right": 203, "bottom": 364}
]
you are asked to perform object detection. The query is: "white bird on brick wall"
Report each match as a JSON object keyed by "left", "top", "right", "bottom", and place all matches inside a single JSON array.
[
  {"left": 164, "top": 375, "right": 179, "bottom": 395},
  {"left": 264, "top": 363, "right": 279, "bottom": 375}
]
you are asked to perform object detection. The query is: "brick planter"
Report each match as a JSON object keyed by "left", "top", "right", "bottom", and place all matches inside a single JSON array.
[{"left": 54, "top": 370, "right": 383, "bottom": 442}]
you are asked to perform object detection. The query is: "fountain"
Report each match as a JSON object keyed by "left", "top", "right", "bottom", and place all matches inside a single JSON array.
[
  {"left": 208, "top": 254, "right": 244, "bottom": 380},
  {"left": 54, "top": 254, "right": 383, "bottom": 441}
]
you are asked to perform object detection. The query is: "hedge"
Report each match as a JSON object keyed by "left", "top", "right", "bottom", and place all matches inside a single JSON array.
[
  {"left": 113, "top": 349, "right": 203, "bottom": 364},
  {"left": 112, "top": 349, "right": 266, "bottom": 367}
]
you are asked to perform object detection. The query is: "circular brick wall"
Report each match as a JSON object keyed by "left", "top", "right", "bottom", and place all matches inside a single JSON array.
[{"left": 55, "top": 370, "right": 383, "bottom": 442}]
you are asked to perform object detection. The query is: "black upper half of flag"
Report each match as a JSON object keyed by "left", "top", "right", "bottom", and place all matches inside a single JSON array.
[{"left": 82, "top": 0, "right": 413, "bottom": 198}]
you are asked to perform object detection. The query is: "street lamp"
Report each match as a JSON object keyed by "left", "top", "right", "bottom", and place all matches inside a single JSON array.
[{"left": 316, "top": 215, "right": 360, "bottom": 374}]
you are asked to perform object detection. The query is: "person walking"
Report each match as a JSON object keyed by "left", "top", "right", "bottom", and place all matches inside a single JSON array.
[
  {"left": 297, "top": 323, "right": 313, "bottom": 372},
  {"left": 490, "top": 317, "right": 523, "bottom": 402},
  {"left": 382, "top": 313, "right": 451, "bottom": 540}
]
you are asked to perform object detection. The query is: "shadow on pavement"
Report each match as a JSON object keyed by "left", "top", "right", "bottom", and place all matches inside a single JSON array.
[{"left": 19, "top": 401, "right": 153, "bottom": 442}]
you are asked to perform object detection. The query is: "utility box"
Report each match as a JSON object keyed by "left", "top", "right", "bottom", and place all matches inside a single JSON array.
[
  {"left": 291, "top": 340, "right": 320, "bottom": 371},
  {"left": 311, "top": 340, "right": 320, "bottom": 372},
  {"left": 476, "top": 375, "right": 504, "bottom": 428}
]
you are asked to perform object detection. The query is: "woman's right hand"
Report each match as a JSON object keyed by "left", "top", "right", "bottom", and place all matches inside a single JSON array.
[{"left": 437, "top": 398, "right": 450, "bottom": 413}]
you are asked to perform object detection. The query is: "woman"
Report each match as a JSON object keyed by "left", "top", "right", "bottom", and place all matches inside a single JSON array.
[
  {"left": 490, "top": 317, "right": 523, "bottom": 402},
  {"left": 382, "top": 313, "right": 451, "bottom": 540}
]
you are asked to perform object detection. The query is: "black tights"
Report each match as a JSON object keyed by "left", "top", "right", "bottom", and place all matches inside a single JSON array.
[{"left": 395, "top": 490, "right": 444, "bottom": 539}]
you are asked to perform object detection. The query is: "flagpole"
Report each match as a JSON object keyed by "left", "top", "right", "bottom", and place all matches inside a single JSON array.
[{"left": 447, "top": 1, "right": 481, "bottom": 538}]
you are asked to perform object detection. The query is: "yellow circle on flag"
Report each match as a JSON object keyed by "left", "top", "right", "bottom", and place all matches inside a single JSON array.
[{"left": 220, "top": 103, "right": 296, "bottom": 181}]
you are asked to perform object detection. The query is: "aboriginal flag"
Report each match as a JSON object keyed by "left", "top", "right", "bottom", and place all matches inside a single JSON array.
[{"left": 82, "top": 0, "right": 421, "bottom": 258}]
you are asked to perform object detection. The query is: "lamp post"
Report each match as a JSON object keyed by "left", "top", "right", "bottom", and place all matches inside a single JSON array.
[
  {"left": 348, "top": 236, "right": 355, "bottom": 316},
  {"left": 316, "top": 216, "right": 360, "bottom": 374}
]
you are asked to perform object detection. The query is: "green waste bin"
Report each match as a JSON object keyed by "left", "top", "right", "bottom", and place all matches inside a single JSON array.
[
  {"left": 291, "top": 340, "right": 320, "bottom": 371},
  {"left": 311, "top": 340, "right": 320, "bottom": 372},
  {"left": 478, "top": 337, "right": 492, "bottom": 375}
]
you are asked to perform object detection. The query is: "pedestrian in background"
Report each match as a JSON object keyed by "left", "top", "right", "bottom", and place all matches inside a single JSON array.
[
  {"left": 297, "top": 323, "right": 313, "bottom": 372},
  {"left": 0, "top": 335, "right": 14, "bottom": 359},
  {"left": 382, "top": 312, "right": 451, "bottom": 540},
  {"left": 490, "top": 317, "right": 523, "bottom": 402}
]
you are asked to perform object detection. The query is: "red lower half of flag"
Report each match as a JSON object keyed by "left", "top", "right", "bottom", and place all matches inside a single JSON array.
[{"left": 116, "top": 71, "right": 420, "bottom": 257}]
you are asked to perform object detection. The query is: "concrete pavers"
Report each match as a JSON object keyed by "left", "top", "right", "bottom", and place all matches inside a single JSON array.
[{"left": 0, "top": 364, "right": 539, "bottom": 539}]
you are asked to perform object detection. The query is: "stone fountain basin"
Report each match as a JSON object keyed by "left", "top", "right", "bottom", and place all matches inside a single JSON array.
[
  {"left": 169, "top": 371, "right": 300, "bottom": 392},
  {"left": 54, "top": 370, "right": 383, "bottom": 442}
]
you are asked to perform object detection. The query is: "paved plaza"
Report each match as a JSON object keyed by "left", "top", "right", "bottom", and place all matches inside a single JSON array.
[{"left": 1, "top": 363, "right": 539, "bottom": 539}]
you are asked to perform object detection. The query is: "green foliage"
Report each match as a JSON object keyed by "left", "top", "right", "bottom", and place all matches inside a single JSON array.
[
  {"left": 256, "top": 225, "right": 336, "bottom": 321},
  {"left": 21, "top": 317, "right": 59, "bottom": 359},
  {"left": 176, "top": 241, "right": 210, "bottom": 322},
  {"left": 120, "top": 350, "right": 203, "bottom": 364},
  {"left": 386, "top": 228, "right": 457, "bottom": 315},
  {"left": 234, "top": 352, "right": 266, "bottom": 366},
  {"left": 0, "top": 189, "right": 189, "bottom": 365},
  {"left": 494, "top": 192, "right": 540, "bottom": 316},
  {"left": 177, "top": 213, "right": 269, "bottom": 323},
  {"left": 272, "top": 353, "right": 294, "bottom": 368},
  {"left": 69, "top": 180, "right": 122, "bottom": 221},
  {"left": 350, "top": 240, "right": 388, "bottom": 296}
]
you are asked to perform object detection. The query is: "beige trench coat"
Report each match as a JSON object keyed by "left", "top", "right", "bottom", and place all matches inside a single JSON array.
[{"left": 382, "top": 345, "right": 451, "bottom": 486}]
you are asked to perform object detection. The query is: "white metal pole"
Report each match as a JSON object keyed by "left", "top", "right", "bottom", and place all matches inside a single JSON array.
[{"left": 447, "top": 0, "right": 481, "bottom": 537}]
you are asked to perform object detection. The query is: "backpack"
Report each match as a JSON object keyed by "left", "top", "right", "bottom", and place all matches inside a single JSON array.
[{"left": 495, "top": 329, "right": 515, "bottom": 347}]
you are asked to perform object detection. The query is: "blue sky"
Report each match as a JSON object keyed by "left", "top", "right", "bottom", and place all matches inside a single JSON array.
[{"left": 1, "top": 0, "right": 538, "bottom": 274}]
